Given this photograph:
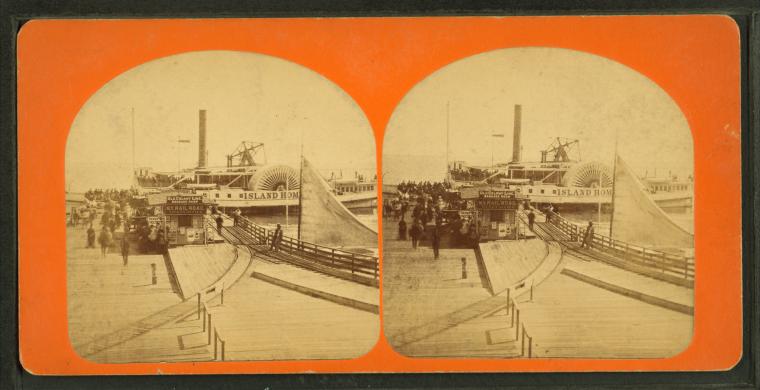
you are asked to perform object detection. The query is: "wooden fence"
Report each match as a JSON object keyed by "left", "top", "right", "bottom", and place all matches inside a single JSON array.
[
  {"left": 234, "top": 215, "right": 379, "bottom": 280},
  {"left": 544, "top": 210, "right": 694, "bottom": 280}
]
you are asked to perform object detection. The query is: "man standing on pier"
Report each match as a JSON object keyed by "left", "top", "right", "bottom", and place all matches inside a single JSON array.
[
  {"left": 409, "top": 219, "right": 422, "bottom": 249},
  {"left": 431, "top": 224, "right": 441, "bottom": 260},
  {"left": 121, "top": 236, "right": 130, "bottom": 266},
  {"left": 581, "top": 221, "right": 594, "bottom": 248},
  {"left": 98, "top": 226, "right": 112, "bottom": 258},
  {"left": 86, "top": 223, "right": 96, "bottom": 248},
  {"left": 527, "top": 210, "right": 536, "bottom": 231},
  {"left": 270, "top": 224, "right": 283, "bottom": 252},
  {"left": 398, "top": 217, "right": 407, "bottom": 240},
  {"left": 215, "top": 214, "right": 224, "bottom": 236}
]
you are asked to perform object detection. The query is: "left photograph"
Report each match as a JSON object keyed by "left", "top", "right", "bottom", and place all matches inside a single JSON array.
[{"left": 65, "top": 51, "right": 379, "bottom": 363}]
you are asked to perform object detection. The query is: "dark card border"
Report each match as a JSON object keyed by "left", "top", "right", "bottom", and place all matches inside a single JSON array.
[{"left": 2, "top": 1, "right": 758, "bottom": 389}]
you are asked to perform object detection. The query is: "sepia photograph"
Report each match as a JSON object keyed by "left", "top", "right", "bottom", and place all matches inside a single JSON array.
[
  {"left": 382, "top": 47, "right": 695, "bottom": 359},
  {"left": 65, "top": 50, "right": 379, "bottom": 363}
]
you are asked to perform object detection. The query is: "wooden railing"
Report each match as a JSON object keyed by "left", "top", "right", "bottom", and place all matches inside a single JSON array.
[
  {"left": 505, "top": 288, "right": 534, "bottom": 358},
  {"left": 543, "top": 210, "right": 694, "bottom": 280},
  {"left": 234, "top": 215, "right": 379, "bottom": 280},
  {"left": 198, "top": 288, "right": 227, "bottom": 361}
]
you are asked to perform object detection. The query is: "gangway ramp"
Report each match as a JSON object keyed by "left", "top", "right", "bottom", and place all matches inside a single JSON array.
[{"left": 167, "top": 243, "right": 237, "bottom": 299}]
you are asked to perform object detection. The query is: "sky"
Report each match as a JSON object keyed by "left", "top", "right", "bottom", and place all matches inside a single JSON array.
[
  {"left": 65, "top": 50, "right": 376, "bottom": 192},
  {"left": 382, "top": 47, "right": 693, "bottom": 184}
]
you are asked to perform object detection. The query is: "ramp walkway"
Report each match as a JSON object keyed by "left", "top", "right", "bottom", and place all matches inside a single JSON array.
[
  {"left": 561, "top": 255, "right": 693, "bottom": 314},
  {"left": 167, "top": 243, "right": 237, "bottom": 299},
  {"left": 251, "top": 258, "right": 379, "bottom": 313},
  {"left": 513, "top": 266, "right": 692, "bottom": 358},
  {"left": 200, "top": 274, "right": 379, "bottom": 361}
]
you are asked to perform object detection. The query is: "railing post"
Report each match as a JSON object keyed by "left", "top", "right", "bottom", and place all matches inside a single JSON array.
[
  {"left": 461, "top": 257, "right": 467, "bottom": 279},
  {"left": 221, "top": 339, "right": 226, "bottom": 361},
  {"left": 515, "top": 309, "right": 520, "bottom": 339},
  {"left": 511, "top": 304, "right": 515, "bottom": 327},
  {"left": 202, "top": 305, "right": 206, "bottom": 331},
  {"left": 528, "top": 335, "right": 533, "bottom": 358},
  {"left": 197, "top": 293, "right": 201, "bottom": 319},
  {"left": 529, "top": 283, "right": 533, "bottom": 302},
  {"left": 214, "top": 330, "right": 218, "bottom": 360},
  {"left": 521, "top": 327, "right": 525, "bottom": 356},
  {"left": 207, "top": 313, "right": 212, "bottom": 345},
  {"left": 221, "top": 284, "right": 225, "bottom": 305},
  {"left": 151, "top": 263, "right": 157, "bottom": 285},
  {"left": 506, "top": 289, "right": 511, "bottom": 311}
]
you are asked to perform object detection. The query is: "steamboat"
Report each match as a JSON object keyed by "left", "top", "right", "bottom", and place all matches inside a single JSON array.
[
  {"left": 134, "top": 110, "right": 377, "bottom": 211},
  {"left": 448, "top": 105, "right": 693, "bottom": 211}
]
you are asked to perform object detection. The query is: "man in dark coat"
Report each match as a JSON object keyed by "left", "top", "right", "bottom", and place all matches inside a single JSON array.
[
  {"left": 398, "top": 218, "right": 407, "bottom": 240},
  {"left": 86, "top": 224, "right": 96, "bottom": 248},
  {"left": 409, "top": 220, "right": 422, "bottom": 249},
  {"left": 468, "top": 224, "right": 479, "bottom": 250},
  {"left": 431, "top": 225, "right": 441, "bottom": 260},
  {"left": 270, "top": 224, "right": 282, "bottom": 251},
  {"left": 581, "top": 221, "right": 594, "bottom": 248},
  {"left": 215, "top": 214, "right": 224, "bottom": 235},
  {"left": 527, "top": 210, "right": 536, "bottom": 231},
  {"left": 98, "top": 226, "right": 112, "bottom": 258},
  {"left": 120, "top": 236, "right": 130, "bottom": 266},
  {"left": 156, "top": 228, "right": 167, "bottom": 255}
]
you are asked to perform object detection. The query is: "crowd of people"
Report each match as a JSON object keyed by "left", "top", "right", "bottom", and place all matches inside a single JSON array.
[
  {"left": 82, "top": 198, "right": 135, "bottom": 263},
  {"left": 77, "top": 187, "right": 174, "bottom": 265},
  {"left": 135, "top": 173, "right": 186, "bottom": 188},
  {"left": 84, "top": 188, "right": 138, "bottom": 204},
  {"left": 449, "top": 166, "right": 494, "bottom": 182},
  {"left": 385, "top": 180, "right": 481, "bottom": 259}
]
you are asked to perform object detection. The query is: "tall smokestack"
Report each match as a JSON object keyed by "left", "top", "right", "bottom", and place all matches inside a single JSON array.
[
  {"left": 511, "top": 104, "right": 522, "bottom": 163},
  {"left": 198, "top": 109, "right": 207, "bottom": 168}
]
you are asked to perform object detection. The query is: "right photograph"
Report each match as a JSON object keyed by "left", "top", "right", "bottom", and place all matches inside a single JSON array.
[{"left": 382, "top": 47, "right": 695, "bottom": 359}]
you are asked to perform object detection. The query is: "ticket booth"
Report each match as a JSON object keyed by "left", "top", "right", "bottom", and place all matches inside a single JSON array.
[
  {"left": 162, "top": 195, "right": 213, "bottom": 245},
  {"left": 461, "top": 187, "right": 522, "bottom": 241}
]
